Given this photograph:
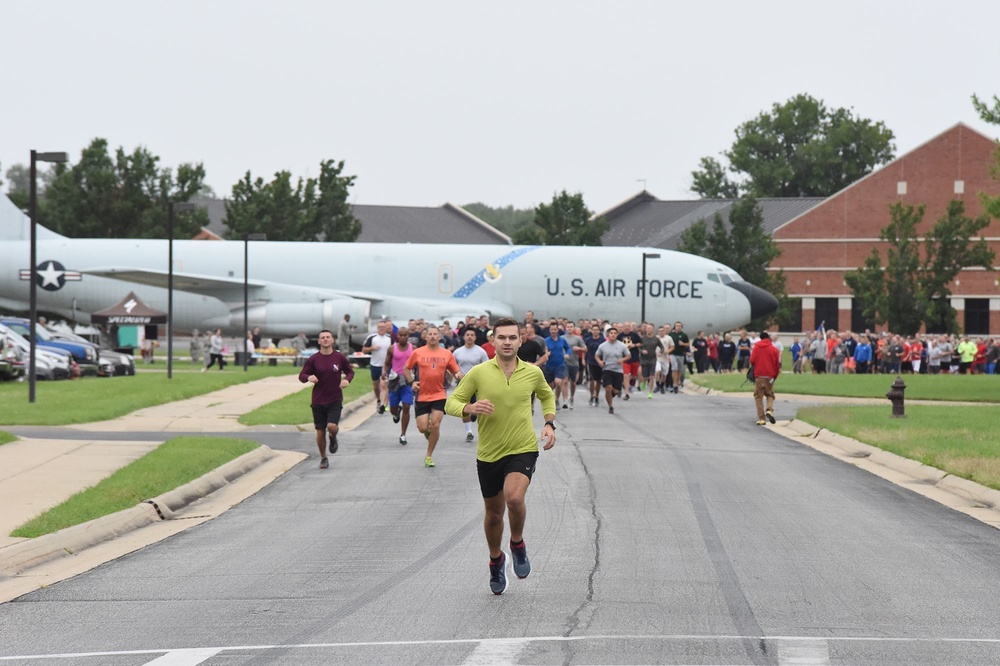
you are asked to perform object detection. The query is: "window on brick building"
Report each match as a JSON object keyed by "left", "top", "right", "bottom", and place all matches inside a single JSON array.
[
  {"left": 815, "top": 298, "right": 839, "bottom": 332},
  {"left": 785, "top": 299, "right": 802, "bottom": 332},
  {"left": 851, "top": 299, "right": 875, "bottom": 333},
  {"left": 964, "top": 299, "right": 989, "bottom": 336}
]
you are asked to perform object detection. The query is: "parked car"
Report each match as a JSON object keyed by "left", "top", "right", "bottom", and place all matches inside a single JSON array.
[
  {"left": 46, "top": 329, "right": 135, "bottom": 376},
  {"left": 0, "top": 331, "right": 22, "bottom": 381},
  {"left": 0, "top": 323, "right": 70, "bottom": 380},
  {"left": 0, "top": 317, "right": 99, "bottom": 376}
]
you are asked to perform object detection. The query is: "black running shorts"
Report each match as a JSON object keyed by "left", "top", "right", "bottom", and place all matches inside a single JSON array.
[
  {"left": 587, "top": 364, "right": 603, "bottom": 382},
  {"left": 414, "top": 398, "right": 447, "bottom": 417},
  {"left": 477, "top": 452, "right": 539, "bottom": 498},
  {"left": 311, "top": 402, "right": 343, "bottom": 431},
  {"left": 601, "top": 370, "right": 623, "bottom": 391}
]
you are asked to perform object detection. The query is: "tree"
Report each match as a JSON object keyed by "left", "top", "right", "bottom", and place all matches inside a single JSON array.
[
  {"left": 4, "top": 162, "right": 57, "bottom": 210},
  {"left": 224, "top": 159, "right": 361, "bottom": 242},
  {"left": 510, "top": 190, "right": 607, "bottom": 246},
  {"left": 690, "top": 93, "right": 896, "bottom": 198},
  {"left": 462, "top": 202, "right": 535, "bottom": 237},
  {"left": 41, "top": 138, "right": 209, "bottom": 238},
  {"left": 845, "top": 201, "right": 994, "bottom": 334},
  {"left": 689, "top": 156, "right": 739, "bottom": 199},
  {"left": 972, "top": 93, "right": 1000, "bottom": 220},
  {"left": 4, "top": 163, "right": 29, "bottom": 210},
  {"left": 678, "top": 196, "right": 791, "bottom": 328}
]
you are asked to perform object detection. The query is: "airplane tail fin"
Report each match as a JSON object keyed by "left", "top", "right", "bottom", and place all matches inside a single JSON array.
[{"left": 0, "top": 194, "right": 66, "bottom": 240}]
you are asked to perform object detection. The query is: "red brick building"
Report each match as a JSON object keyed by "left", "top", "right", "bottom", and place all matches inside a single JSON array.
[{"left": 772, "top": 123, "right": 1000, "bottom": 335}]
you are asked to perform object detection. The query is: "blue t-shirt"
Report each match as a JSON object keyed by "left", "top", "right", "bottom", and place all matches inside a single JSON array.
[{"left": 544, "top": 335, "right": 571, "bottom": 369}]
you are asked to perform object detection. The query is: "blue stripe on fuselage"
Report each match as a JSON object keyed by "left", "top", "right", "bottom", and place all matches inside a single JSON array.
[{"left": 452, "top": 247, "right": 539, "bottom": 299}]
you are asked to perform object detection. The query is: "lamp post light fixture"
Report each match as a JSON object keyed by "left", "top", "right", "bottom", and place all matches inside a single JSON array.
[
  {"left": 243, "top": 233, "right": 267, "bottom": 371},
  {"left": 640, "top": 252, "right": 661, "bottom": 325},
  {"left": 167, "top": 202, "right": 198, "bottom": 379},
  {"left": 28, "top": 150, "right": 69, "bottom": 404}
]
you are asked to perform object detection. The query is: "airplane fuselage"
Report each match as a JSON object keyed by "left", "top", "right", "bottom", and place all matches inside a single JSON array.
[{"left": 1, "top": 239, "right": 775, "bottom": 338}]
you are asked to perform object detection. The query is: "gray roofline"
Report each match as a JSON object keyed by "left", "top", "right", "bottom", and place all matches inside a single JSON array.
[
  {"left": 444, "top": 202, "right": 512, "bottom": 244},
  {"left": 592, "top": 189, "right": 658, "bottom": 221}
]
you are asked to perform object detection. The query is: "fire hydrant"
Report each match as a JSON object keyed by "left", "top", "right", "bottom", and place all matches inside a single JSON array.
[{"left": 886, "top": 376, "right": 906, "bottom": 418}]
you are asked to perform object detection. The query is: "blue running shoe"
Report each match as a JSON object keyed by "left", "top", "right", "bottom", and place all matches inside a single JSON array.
[
  {"left": 510, "top": 540, "right": 531, "bottom": 579},
  {"left": 489, "top": 552, "right": 509, "bottom": 595}
]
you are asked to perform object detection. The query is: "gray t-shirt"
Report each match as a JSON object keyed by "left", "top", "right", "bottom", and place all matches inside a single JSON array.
[
  {"left": 596, "top": 340, "right": 630, "bottom": 373},
  {"left": 452, "top": 344, "right": 489, "bottom": 375},
  {"left": 563, "top": 333, "right": 584, "bottom": 367}
]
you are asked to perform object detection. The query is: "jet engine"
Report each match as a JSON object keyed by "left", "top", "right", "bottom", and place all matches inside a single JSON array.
[{"left": 229, "top": 298, "right": 371, "bottom": 338}]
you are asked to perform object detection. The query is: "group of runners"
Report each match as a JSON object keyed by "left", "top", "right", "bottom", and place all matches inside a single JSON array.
[
  {"left": 294, "top": 312, "right": 715, "bottom": 595},
  {"left": 298, "top": 318, "right": 552, "bottom": 595}
]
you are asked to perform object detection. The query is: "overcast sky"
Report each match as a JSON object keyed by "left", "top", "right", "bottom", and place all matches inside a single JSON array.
[{"left": 3, "top": 1, "right": 999, "bottom": 214}]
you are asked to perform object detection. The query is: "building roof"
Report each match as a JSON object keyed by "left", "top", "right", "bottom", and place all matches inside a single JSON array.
[
  {"left": 353, "top": 203, "right": 510, "bottom": 244},
  {"left": 772, "top": 122, "right": 1000, "bottom": 238},
  {"left": 189, "top": 197, "right": 510, "bottom": 244},
  {"left": 598, "top": 191, "right": 824, "bottom": 250}
]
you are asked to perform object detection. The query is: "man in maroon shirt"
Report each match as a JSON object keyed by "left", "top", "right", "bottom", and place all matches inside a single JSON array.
[
  {"left": 749, "top": 331, "right": 781, "bottom": 426},
  {"left": 299, "top": 329, "right": 355, "bottom": 469}
]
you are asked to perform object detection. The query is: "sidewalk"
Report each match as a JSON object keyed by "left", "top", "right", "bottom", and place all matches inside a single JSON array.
[{"left": 0, "top": 375, "right": 373, "bottom": 600}]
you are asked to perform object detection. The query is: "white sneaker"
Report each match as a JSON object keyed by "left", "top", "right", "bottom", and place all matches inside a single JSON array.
[
  {"left": 200, "top": 368, "right": 207, "bottom": 373},
  {"left": 399, "top": 435, "right": 407, "bottom": 445}
]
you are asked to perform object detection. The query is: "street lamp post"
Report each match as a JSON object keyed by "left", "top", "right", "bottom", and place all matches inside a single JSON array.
[
  {"left": 167, "top": 202, "right": 198, "bottom": 379},
  {"left": 28, "top": 150, "right": 69, "bottom": 403},
  {"left": 640, "top": 252, "right": 661, "bottom": 325},
  {"left": 243, "top": 233, "right": 267, "bottom": 371}
]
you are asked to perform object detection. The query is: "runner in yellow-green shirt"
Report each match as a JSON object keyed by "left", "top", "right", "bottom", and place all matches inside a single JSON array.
[
  {"left": 957, "top": 336, "right": 978, "bottom": 374},
  {"left": 445, "top": 317, "right": 556, "bottom": 595}
]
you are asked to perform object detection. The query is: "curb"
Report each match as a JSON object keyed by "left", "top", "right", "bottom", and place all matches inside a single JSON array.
[
  {"left": 0, "top": 445, "right": 280, "bottom": 579},
  {"left": 782, "top": 418, "right": 1000, "bottom": 513}
]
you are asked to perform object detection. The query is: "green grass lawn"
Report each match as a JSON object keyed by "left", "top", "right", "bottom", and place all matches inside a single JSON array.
[
  {"left": 0, "top": 430, "right": 16, "bottom": 446},
  {"left": 691, "top": 371, "right": 1000, "bottom": 403},
  {"left": 239, "top": 377, "right": 371, "bottom": 426},
  {"left": 11, "top": 436, "right": 260, "bottom": 538},
  {"left": 0, "top": 365, "right": 301, "bottom": 426},
  {"left": 796, "top": 404, "right": 1000, "bottom": 491}
]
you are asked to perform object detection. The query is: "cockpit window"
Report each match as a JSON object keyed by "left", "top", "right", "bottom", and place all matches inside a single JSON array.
[
  {"left": 707, "top": 273, "right": 720, "bottom": 283},
  {"left": 718, "top": 272, "right": 735, "bottom": 285}
]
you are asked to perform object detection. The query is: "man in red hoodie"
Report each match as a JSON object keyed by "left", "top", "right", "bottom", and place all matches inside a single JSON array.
[{"left": 749, "top": 331, "right": 781, "bottom": 425}]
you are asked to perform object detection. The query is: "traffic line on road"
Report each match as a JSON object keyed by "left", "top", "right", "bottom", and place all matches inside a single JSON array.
[
  {"left": 776, "top": 638, "right": 831, "bottom": 665},
  {"left": 461, "top": 638, "right": 526, "bottom": 665},
  {"left": 5, "top": 634, "right": 1000, "bottom": 663},
  {"left": 141, "top": 648, "right": 223, "bottom": 665}
]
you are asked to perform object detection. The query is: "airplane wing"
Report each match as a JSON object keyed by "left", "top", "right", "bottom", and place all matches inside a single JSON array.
[{"left": 84, "top": 267, "right": 268, "bottom": 293}]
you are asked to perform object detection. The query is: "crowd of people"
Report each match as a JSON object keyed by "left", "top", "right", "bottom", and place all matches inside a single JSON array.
[
  {"left": 295, "top": 311, "right": 998, "bottom": 596},
  {"left": 791, "top": 330, "right": 999, "bottom": 376}
]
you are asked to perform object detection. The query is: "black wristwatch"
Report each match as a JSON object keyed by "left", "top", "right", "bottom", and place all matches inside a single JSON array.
[{"left": 544, "top": 421, "right": 556, "bottom": 430}]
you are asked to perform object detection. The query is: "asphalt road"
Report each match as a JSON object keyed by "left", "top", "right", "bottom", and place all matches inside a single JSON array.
[{"left": 2, "top": 389, "right": 1000, "bottom": 665}]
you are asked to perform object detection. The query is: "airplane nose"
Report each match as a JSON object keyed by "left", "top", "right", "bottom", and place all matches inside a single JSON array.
[{"left": 726, "top": 281, "right": 779, "bottom": 321}]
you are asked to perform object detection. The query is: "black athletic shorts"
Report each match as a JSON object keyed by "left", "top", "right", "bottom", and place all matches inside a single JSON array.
[
  {"left": 477, "top": 451, "right": 539, "bottom": 498},
  {"left": 641, "top": 362, "right": 656, "bottom": 378},
  {"left": 601, "top": 370, "right": 623, "bottom": 391},
  {"left": 587, "top": 364, "right": 602, "bottom": 382},
  {"left": 311, "top": 402, "right": 343, "bottom": 430},
  {"left": 414, "top": 398, "right": 447, "bottom": 417}
]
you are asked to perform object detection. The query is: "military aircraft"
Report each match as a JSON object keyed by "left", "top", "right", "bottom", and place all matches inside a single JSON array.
[{"left": 0, "top": 197, "right": 777, "bottom": 340}]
